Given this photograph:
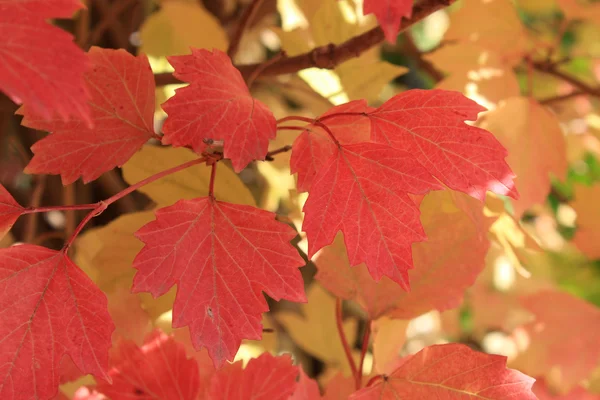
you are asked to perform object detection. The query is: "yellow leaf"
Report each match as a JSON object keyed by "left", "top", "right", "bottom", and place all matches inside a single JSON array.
[
  {"left": 569, "top": 184, "right": 600, "bottom": 259},
  {"left": 482, "top": 97, "right": 568, "bottom": 218},
  {"left": 75, "top": 211, "right": 177, "bottom": 320},
  {"left": 277, "top": 284, "right": 357, "bottom": 375},
  {"left": 372, "top": 317, "right": 409, "bottom": 375},
  {"left": 139, "top": 1, "right": 228, "bottom": 58},
  {"left": 122, "top": 145, "right": 256, "bottom": 207}
]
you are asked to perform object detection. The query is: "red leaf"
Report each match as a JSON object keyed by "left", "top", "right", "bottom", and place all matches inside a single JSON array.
[
  {"left": 0, "top": 184, "right": 24, "bottom": 240},
  {"left": 291, "top": 369, "right": 322, "bottom": 400},
  {"left": 208, "top": 353, "right": 299, "bottom": 399},
  {"left": 96, "top": 330, "right": 200, "bottom": 400},
  {"left": 0, "top": 0, "right": 90, "bottom": 124},
  {"left": 363, "top": 0, "right": 414, "bottom": 43},
  {"left": 351, "top": 343, "right": 536, "bottom": 399},
  {"left": 315, "top": 190, "right": 493, "bottom": 319},
  {"left": 20, "top": 48, "right": 155, "bottom": 185},
  {"left": 302, "top": 142, "right": 442, "bottom": 289},
  {"left": 132, "top": 198, "right": 305, "bottom": 366},
  {"left": 368, "top": 89, "right": 517, "bottom": 201},
  {"left": 162, "top": 48, "right": 276, "bottom": 171},
  {"left": 0, "top": 245, "right": 114, "bottom": 400},
  {"left": 290, "top": 100, "right": 372, "bottom": 192},
  {"left": 512, "top": 290, "right": 600, "bottom": 392}
]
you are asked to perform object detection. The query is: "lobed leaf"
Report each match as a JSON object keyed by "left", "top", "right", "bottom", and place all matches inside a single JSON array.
[{"left": 0, "top": 184, "right": 24, "bottom": 241}]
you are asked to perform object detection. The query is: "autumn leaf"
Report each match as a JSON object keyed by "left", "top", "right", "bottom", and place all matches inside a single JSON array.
[
  {"left": 123, "top": 145, "right": 256, "bottom": 207},
  {"left": 132, "top": 198, "right": 306, "bottom": 366},
  {"left": 290, "top": 100, "right": 372, "bottom": 192},
  {"left": 208, "top": 353, "right": 299, "bottom": 400},
  {"left": 534, "top": 379, "right": 600, "bottom": 400},
  {"left": 277, "top": 284, "right": 358, "bottom": 375},
  {"left": 314, "top": 190, "right": 493, "bottom": 319},
  {"left": 303, "top": 141, "right": 441, "bottom": 289},
  {"left": 569, "top": 184, "right": 600, "bottom": 259},
  {"left": 482, "top": 97, "right": 567, "bottom": 218},
  {"left": 368, "top": 89, "right": 518, "bottom": 201},
  {"left": 20, "top": 48, "right": 156, "bottom": 185},
  {"left": 96, "top": 330, "right": 200, "bottom": 400},
  {"left": 0, "top": 245, "right": 114, "bottom": 400},
  {"left": 511, "top": 290, "right": 600, "bottom": 393},
  {"left": 351, "top": 343, "right": 536, "bottom": 399},
  {"left": 291, "top": 368, "right": 322, "bottom": 400},
  {"left": 0, "top": 0, "right": 90, "bottom": 124},
  {"left": 161, "top": 48, "right": 277, "bottom": 171},
  {"left": 363, "top": 0, "right": 413, "bottom": 43},
  {"left": 0, "top": 184, "right": 24, "bottom": 240},
  {"left": 371, "top": 317, "right": 409, "bottom": 375}
]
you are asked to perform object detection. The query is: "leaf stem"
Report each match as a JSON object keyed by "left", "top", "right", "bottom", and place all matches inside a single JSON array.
[
  {"left": 208, "top": 161, "right": 217, "bottom": 199},
  {"left": 278, "top": 116, "right": 340, "bottom": 145},
  {"left": 22, "top": 204, "right": 99, "bottom": 214},
  {"left": 336, "top": 298, "right": 358, "bottom": 379},
  {"left": 365, "top": 374, "right": 384, "bottom": 387},
  {"left": 61, "top": 157, "right": 207, "bottom": 250},
  {"left": 264, "top": 145, "right": 292, "bottom": 161},
  {"left": 356, "top": 321, "right": 372, "bottom": 390}
]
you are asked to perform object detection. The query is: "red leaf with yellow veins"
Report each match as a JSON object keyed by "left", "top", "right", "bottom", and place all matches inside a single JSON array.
[
  {"left": 303, "top": 142, "right": 442, "bottom": 289},
  {"left": 0, "top": 184, "right": 24, "bottom": 241},
  {"left": 351, "top": 343, "right": 536, "bottom": 399},
  {"left": 0, "top": 0, "right": 90, "bottom": 123},
  {"left": 209, "top": 353, "right": 299, "bottom": 400},
  {"left": 20, "top": 48, "right": 156, "bottom": 185},
  {"left": 132, "top": 198, "right": 305, "bottom": 366},
  {"left": 162, "top": 48, "right": 277, "bottom": 172},
  {"left": 96, "top": 330, "right": 200, "bottom": 400},
  {"left": 0, "top": 245, "right": 113, "bottom": 400}
]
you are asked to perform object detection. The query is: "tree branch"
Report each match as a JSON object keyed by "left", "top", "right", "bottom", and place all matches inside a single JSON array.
[
  {"left": 227, "top": 0, "right": 264, "bottom": 59},
  {"left": 533, "top": 61, "right": 600, "bottom": 99},
  {"left": 154, "top": 0, "right": 455, "bottom": 87}
]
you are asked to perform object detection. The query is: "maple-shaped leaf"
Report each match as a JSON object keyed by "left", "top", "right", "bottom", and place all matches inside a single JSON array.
[
  {"left": 291, "top": 369, "right": 322, "bottom": 400},
  {"left": 351, "top": 343, "right": 536, "bottom": 399},
  {"left": 208, "top": 353, "right": 298, "bottom": 399},
  {"left": 290, "top": 100, "right": 372, "bottom": 192},
  {"left": 363, "top": 0, "right": 413, "bottom": 43},
  {"left": 367, "top": 89, "right": 518, "bottom": 201},
  {"left": 315, "top": 190, "right": 493, "bottom": 319},
  {"left": 132, "top": 198, "right": 305, "bottom": 366},
  {"left": 0, "top": 0, "right": 90, "bottom": 123},
  {"left": 511, "top": 290, "right": 600, "bottom": 393},
  {"left": 96, "top": 330, "right": 200, "bottom": 400},
  {"left": 161, "top": 48, "right": 276, "bottom": 171},
  {"left": 0, "top": 245, "right": 114, "bottom": 400},
  {"left": 0, "top": 184, "right": 24, "bottom": 240},
  {"left": 19, "top": 47, "right": 155, "bottom": 185},
  {"left": 302, "top": 141, "right": 442, "bottom": 289}
]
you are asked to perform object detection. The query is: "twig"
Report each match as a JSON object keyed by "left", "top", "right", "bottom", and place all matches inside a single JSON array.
[
  {"left": 227, "top": 0, "right": 264, "bottom": 59},
  {"left": 336, "top": 298, "right": 358, "bottom": 379},
  {"left": 154, "top": 0, "right": 455, "bottom": 86},
  {"left": 533, "top": 61, "right": 600, "bottom": 98},
  {"left": 264, "top": 145, "right": 292, "bottom": 161},
  {"left": 24, "top": 176, "right": 46, "bottom": 243},
  {"left": 356, "top": 322, "right": 371, "bottom": 390},
  {"left": 404, "top": 32, "right": 444, "bottom": 82},
  {"left": 539, "top": 90, "right": 585, "bottom": 105}
]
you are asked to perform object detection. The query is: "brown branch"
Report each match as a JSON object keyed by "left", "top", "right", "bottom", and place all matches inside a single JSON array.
[
  {"left": 533, "top": 61, "right": 600, "bottom": 99},
  {"left": 404, "top": 32, "right": 444, "bottom": 83},
  {"left": 539, "top": 90, "right": 585, "bottom": 105},
  {"left": 154, "top": 0, "right": 455, "bottom": 86},
  {"left": 227, "top": 0, "right": 264, "bottom": 59}
]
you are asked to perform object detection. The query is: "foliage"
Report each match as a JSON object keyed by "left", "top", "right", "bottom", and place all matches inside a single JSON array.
[{"left": 1, "top": 0, "right": 599, "bottom": 399}]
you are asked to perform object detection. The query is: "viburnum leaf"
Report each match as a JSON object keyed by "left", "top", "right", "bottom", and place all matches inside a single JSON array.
[
  {"left": 302, "top": 141, "right": 442, "bottom": 289},
  {"left": 290, "top": 100, "right": 372, "bottom": 192},
  {"left": 131, "top": 198, "right": 306, "bottom": 366},
  {"left": 367, "top": 89, "right": 518, "bottom": 201},
  {"left": 208, "top": 353, "right": 299, "bottom": 400},
  {"left": 351, "top": 343, "right": 536, "bottom": 399},
  {"left": 291, "top": 368, "right": 322, "bottom": 400},
  {"left": 511, "top": 290, "right": 600, "bottom": 393},
  {"left": 161, "top": 48, "right": 276, "bottom": 171},
  {"left": 19, "top": 47, "right": 156, "bottom": 185},
  {"left": 315, "top": 190, "right": 493, "bottom": 318},
  {"left": 96, "top": 330, "right": 200, "bottom": 400},
  {"left": 0, "top": 184, "right": 24, "bottom": 240},
  {"left": 0, "top": 245, "right": 114, "bottom": 400},
  {"left": 0, "top": 0, "right": 91, "bottom": 123},
  {"left": 363, "top": 0, "right": 413, "bottom": 43}
]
